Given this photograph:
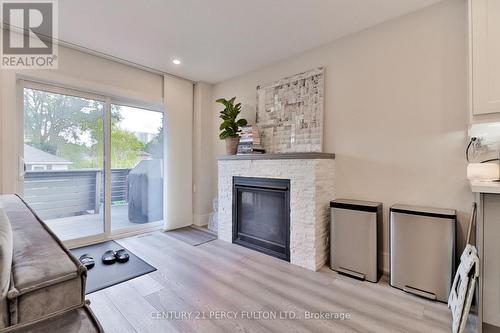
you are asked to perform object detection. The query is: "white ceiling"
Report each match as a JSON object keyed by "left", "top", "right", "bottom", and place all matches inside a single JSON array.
[{"left": 59, "top": 0, "right": 442, "bottom": 83}]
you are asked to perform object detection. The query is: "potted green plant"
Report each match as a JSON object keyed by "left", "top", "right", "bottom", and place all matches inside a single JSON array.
[{"left": 217, "top": 97, "right": 247, "bottom": 155}]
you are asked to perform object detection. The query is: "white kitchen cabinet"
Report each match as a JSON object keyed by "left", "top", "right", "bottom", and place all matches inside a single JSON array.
[
  {"left": 482, "top": 194, "right": 500, "bottom": 327},
  {"left": 470, "top": 0, "right": 500, "bottom": 118},
  {"left": 471, "top": 181, "right": 500, "bottom": 332}
]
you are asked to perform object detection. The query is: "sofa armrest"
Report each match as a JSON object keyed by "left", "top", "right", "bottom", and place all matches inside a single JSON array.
[{"left": 1, "top": 303, "right": 103, "bottom": 333}]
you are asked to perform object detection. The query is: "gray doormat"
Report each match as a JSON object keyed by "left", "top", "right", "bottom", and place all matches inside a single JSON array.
[
  {"left": 165, "top": 226, "right": 217, "bottom": 246},
  {"left": 71, "top": 240, "right": 156, "bottom": 294}
]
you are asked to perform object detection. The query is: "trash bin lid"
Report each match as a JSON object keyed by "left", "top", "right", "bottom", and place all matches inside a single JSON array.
[
  {"left": 330, "top": 199, "right": 382, "bottom": 212},
  {"left": 390, "top": 204, "right": 456, "bottom": 219}
]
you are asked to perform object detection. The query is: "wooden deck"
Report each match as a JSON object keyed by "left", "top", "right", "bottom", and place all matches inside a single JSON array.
[
  {"left": 45, "top": 205, "right": 156, "bottom": 240},
  {"left": 86, "top": 231, "right": 476, "bottom": 333}
]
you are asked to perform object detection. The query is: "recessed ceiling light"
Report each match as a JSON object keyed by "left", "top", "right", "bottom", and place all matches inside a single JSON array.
[{"left": 172, "top": 59, "right": 181, "bottom": 65}]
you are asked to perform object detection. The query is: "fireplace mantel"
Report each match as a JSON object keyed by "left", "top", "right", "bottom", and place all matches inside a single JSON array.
[
  {"left": 217, "top": 155, "right": 335, "bottom": 271},
  {"left": 217, "top": 152, "right": 335, "bottom": 161}
]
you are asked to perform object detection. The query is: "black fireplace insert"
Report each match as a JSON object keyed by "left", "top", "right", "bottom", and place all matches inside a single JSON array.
[{"left": 232, "top": 176, "right": 290, "bottom": 261}]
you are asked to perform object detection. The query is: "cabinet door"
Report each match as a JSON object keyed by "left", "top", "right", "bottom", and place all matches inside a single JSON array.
[
  {"left": 483, "top": 194, "right": 500, "bottom": 326},
  {"left": 471, "top": 0, "right": 500, "bottom": 115}
]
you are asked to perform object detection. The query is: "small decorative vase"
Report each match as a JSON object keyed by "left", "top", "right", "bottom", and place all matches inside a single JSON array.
[{"left": 225, "top": 136, "right": 240, "bottom": 155}]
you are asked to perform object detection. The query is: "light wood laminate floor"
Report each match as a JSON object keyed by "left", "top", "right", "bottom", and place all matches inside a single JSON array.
[{"left": 87, "top": 231, "right": 469, "bottom": 333}]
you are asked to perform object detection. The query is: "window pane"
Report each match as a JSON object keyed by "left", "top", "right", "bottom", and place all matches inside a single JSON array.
[
  {"left": 23, "top": 88, "right": 105, "bottom": 241},
  {"left": 110, "top": 105, "right": 164, "bottom": 230}
]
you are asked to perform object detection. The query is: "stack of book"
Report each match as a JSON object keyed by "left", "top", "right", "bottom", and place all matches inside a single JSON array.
[{"left": 237, "top": 125, "right": 266, "bottom": 155}]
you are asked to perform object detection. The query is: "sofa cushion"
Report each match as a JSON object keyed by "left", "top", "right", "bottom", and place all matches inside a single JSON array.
[
  {"left": 0, "top": 195, "right": 85, "bottom": 325},
  {"left": 0, "top": 208, "right": 13, "bottom": 328},
  {"left": 1, "top": 305, "right": 103, "bottom": 333}
]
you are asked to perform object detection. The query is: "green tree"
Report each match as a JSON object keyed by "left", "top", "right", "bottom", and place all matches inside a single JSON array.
[
  {"left": 24, "top": 88, "right": 101, "bottom": 153},
  {"left": 24, "top": 89, "right": 146, "bottom": 169},
  {"left": 145, "top": 126, "right": 163, "bottom": 158},
  {"left": 110, "top": 126, "right": 145, "bottom": 168}
]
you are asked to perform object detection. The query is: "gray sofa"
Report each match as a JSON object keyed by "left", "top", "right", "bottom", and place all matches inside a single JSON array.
[{"left": 0, "top": 194, "right": 103, "bottom": 332}]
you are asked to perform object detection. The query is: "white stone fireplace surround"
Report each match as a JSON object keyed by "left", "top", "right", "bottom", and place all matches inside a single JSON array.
[{"left": 217, "top": 153, "right": 335, "bottom": 271}]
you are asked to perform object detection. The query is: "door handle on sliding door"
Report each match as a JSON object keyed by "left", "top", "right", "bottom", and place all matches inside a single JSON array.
[{"left": 19, "top": 156, "right": 26, "bottom": 179}]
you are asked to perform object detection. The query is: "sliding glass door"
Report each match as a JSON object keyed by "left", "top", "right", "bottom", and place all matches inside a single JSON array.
[
  {"left": 110, "top": 104, "right": 164, "bottom": 231},
  {"left": 22, "top": 82, "right": 164, "bottom": 242},
  {"left": 23, "top": 86, "right": 105, "bottom": 241}
]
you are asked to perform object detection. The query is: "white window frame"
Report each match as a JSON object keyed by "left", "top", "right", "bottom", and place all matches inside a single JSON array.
[
  {"left": 18, "top": 79, "right": 165, "bottom": 249},
  {"left": 31, "top": 165, "right": 47, "bottom": 171}
]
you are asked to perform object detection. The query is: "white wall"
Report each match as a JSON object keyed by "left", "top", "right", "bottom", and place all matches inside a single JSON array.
[{"left": 211, "top": 0, "right": 472, "bottom": 271}]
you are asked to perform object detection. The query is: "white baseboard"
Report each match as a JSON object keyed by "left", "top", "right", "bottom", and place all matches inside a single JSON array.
[
  {"left": 193, "top": 213, "right": 210, "bottom": 226},
  {"left": 191, "top": 213, "right": 391, "bottom": 274}
]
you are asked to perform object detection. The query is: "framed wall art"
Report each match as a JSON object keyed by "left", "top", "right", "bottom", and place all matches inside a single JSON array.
[{"left": 256, "top": 67, "right": 324, "bottom": 153}]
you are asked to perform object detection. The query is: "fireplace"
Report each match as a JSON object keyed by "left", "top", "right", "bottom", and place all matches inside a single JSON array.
[
  {"left": 232, "top": 176, "right": 290, "bottom": 261},
  {"left": 218, "top": 155, "right": 335, "bottom": 270}
]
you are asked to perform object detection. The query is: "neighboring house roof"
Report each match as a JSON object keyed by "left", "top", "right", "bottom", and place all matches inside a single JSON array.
[
  {"left": 24, "top": 144, "right": 73, "bottom": 165},
  {"left": 138, "top": 151, "right": 152, "bottom": 157}
]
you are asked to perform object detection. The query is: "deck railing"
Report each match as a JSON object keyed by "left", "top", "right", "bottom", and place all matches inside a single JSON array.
[{"left": 24, "top": 168, "right": 131, "bottom": 220}]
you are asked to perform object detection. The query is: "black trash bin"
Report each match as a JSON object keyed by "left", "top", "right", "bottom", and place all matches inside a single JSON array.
[{"left": 127, "top": 159, "right": 163, "bottom": 223}]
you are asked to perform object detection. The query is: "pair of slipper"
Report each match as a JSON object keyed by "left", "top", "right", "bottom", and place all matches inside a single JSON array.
[
  {"left": 79, "top": 249, "right": 130, "bottom": 270},
  {"left": 102, "top": 249, "right": 130, "bottom": 265}
]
